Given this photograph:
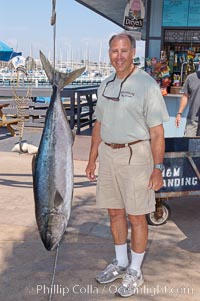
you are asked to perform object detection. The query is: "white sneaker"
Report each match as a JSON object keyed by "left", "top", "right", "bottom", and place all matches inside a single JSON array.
[
  {"left": 116, "top": 267, "right": 144, "bottom": 297},
  {"left": 95, "top": 259, "right": 127, "bottom": 284}
]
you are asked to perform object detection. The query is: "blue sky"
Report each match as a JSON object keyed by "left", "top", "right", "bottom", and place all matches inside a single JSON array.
[{"left": 0, "top": 0, "right": 145, "bottom": 63}]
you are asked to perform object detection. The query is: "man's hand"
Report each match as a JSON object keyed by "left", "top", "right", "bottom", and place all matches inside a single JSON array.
[
  {"left": 85, "top": 120, "right": 101, "bottom": 182},
  {"left": 175, "top": 93, "right": 188, "bottom": 128},
  {"left": 148, "top": 169, "right": 164, "bottom": 191},
  {"left": 85, "top": 162, "right": 97, "bottom": 181},
  {"left": 149, "top": 124, "right": 165, "bottom": 191},
  {"left": 175, "top": 113, "right": 181, "bottom": 128}
]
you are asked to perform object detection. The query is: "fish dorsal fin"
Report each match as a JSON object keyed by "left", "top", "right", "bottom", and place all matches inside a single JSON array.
[
  {"left": 39, "top": 50, "right": 85, "bottom": 89},
  {"left": 54, "top": 190, "right": 63, "bottom": 207}
]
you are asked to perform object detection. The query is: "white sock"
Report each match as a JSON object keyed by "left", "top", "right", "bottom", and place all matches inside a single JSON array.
[
  {"left": 129, "top": 250, "right": 145, "bottom": 275},
  {"left": 115, "top": 243, "right": 129, "bottom": 267}
]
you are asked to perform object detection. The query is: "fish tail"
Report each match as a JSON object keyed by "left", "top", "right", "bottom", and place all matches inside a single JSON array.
[{"left": 39, "top": 51, "right": 85, "bottom": 89}]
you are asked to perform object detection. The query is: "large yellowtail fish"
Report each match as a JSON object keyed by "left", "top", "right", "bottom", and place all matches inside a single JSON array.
[{"left": 33, "top": 51, "right": 85, "bottom": 251}]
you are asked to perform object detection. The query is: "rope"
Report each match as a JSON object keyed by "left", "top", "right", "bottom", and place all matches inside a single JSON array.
[
  {"left": 10, "top": 69, "right": 32, "bottom": 152},
  {"left": 48, "top": 244, "right": 60, "bottom": 301}
]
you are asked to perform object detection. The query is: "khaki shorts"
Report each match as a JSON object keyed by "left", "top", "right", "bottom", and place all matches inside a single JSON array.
[
  {"left": 184, "top": 119, "right": 198, "bottom": 137},
  {"left": 96, "top": 140, "right": 155, "bottom": 215}
]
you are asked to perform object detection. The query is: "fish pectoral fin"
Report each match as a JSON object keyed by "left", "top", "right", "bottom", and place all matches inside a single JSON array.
[{"left": 54, "top": 190, "right": 64, "bottom": 207}]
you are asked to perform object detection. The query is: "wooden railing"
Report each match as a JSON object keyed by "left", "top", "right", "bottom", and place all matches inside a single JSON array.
[{"left": 0, "top": 85, "right": 98, "bottom": 134}]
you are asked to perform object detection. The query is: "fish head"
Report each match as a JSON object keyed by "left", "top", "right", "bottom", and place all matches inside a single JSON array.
[{"left": 40, "top": 212, "right": 67, "bottom": 251}]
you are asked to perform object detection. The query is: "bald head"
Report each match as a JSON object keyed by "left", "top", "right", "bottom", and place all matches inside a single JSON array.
[{"left": 109, "top": 33, "right": 136, "bottom": 49}]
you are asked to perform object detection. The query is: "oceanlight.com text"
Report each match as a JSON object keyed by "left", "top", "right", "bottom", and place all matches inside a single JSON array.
[{"left": 25, "top": 283, "right": 194, "bottom": 297}]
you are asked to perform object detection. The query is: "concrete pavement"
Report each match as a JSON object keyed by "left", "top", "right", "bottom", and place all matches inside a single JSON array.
[{"left": 0, "top": 125, "right": 200, "bottom": 301}]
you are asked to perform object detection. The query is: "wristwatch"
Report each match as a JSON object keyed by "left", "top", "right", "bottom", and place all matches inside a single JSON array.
[{"left": 154, "top": 164, "right": 165, "bottom": 172}]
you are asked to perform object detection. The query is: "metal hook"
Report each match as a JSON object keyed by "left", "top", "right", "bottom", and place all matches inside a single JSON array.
[
  {"left": 51, "top": 0, "right": 56, "bottom": 25},
  {"left": 51, "top": 0, "right": 56, "bottom": 70}
]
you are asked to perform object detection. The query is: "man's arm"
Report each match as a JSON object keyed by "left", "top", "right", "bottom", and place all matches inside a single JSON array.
[
  {"left": 148, "top": 124, "right": 165, "bottom": 191},
  {"left": 175, "top": 93, "right": 189, "bottom": 128},
  {"left": 85, "top": 120, "right": 102, "bottom": 181}
]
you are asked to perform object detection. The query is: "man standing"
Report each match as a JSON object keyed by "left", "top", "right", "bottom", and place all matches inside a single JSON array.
[
  {"left": 175, "top": 70, "right": 200, "bottom": 136},
  {"left": 85, "top": 33, "right": 169, "bottom": 298}
]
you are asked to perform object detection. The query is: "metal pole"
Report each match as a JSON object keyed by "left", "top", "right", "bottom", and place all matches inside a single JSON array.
[{"left": 51, "top": 0, "right": 56, "bottom": 69}]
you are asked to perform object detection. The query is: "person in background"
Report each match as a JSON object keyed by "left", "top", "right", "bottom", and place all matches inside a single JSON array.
[
  {"left": 175, "top": 69, "right": 200, "bottom": 136},
  {"left": 85, "top": 32, "right": 169, "bottom": 298},
  {"left": 197, "top": 115, "right": 200, "bottom": 136}
]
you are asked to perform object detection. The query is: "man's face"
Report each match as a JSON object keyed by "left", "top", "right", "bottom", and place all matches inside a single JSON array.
[{"left": 109, "top": 36, "right": 135, "bottom": 77}]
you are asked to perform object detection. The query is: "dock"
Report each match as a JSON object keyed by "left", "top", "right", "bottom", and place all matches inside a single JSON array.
[{"left": 0, "top": 125, "right": 200, "bottom": 301}]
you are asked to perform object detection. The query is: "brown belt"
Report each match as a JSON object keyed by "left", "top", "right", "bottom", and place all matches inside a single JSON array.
[{"left": 104, "top": 140, "right": 142, "bottom": 149}]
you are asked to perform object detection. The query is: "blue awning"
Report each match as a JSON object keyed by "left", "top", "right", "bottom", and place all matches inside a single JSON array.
[
  {"left": 0, "top": 41, "right": 22, "bottom": 62},
  {"left": 0, "top": 41, "right": 13, "bottom": 61}
]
